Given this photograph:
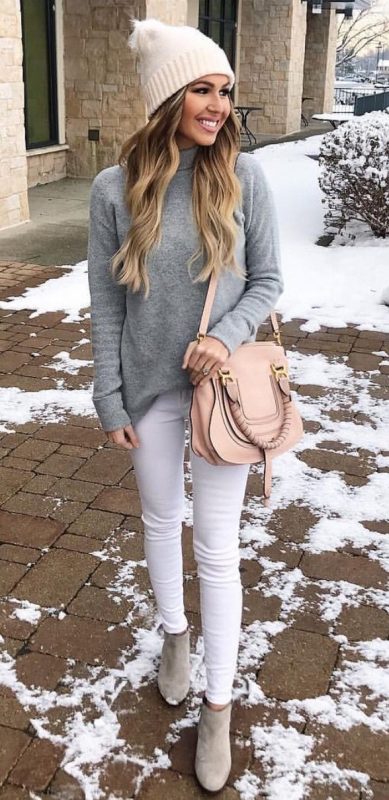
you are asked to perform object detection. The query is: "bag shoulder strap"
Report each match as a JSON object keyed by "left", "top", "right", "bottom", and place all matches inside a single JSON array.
[
  {"left": 197, "top": 272, "right": 281, "bottom": 345},
  {"left": 198, "top": 273, "right": 218, "bottom": 340}
]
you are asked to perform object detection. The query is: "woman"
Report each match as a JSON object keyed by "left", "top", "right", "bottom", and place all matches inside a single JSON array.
[{"left": 88, "top": 17, "right": 282, "bottom": 792}]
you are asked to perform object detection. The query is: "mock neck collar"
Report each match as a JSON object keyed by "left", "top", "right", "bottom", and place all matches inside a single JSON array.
[{"left": 177, "top": 145, "right": 199, "bottom": 171}]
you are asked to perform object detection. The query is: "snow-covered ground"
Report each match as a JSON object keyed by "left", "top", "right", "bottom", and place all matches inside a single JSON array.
[
  {"left": 259, "top": 134, "right": 389, "bottom": 333},
  {"left": 0, "top": 134, "right": 388, "bottom": 799}
]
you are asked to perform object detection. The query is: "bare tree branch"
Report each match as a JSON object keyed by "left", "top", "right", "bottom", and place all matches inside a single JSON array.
[{"left": 336, "top": 3, "right": 389, "bottom": 68}]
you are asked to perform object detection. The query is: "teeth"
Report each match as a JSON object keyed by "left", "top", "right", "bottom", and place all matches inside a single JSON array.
[{"left": 198, "top": 119, "right": 218, "bottom": 129}]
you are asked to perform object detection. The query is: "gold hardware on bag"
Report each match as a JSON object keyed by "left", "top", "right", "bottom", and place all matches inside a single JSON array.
[
  {"left": 271, "top": 364, "right": 288, "bottom": 381},
  {"left": 196, "top": 332, "right": 205, "bottom": 344},
  {"left": 273, "top": 329, "right": 282, "bottom": 346},
  {"left": 218, "top": 369, "right": 234, "bottom": 386}
]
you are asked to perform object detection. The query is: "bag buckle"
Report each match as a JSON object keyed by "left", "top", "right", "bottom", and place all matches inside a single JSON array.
[
  {"left": 196, "top": 332, "right": 205, "bottom": 344},
  {"left": 218, "top": 369, "right": 234, "bottom": 386},
  {"left": 273, "top": 330, "right": 282, "bottom": 346},
  {"left": 271, "top": 364, "right": 288, "bottom": 381}
]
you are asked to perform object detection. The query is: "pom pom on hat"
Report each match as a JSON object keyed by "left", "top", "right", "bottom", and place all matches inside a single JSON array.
[
  {"left": 129, "top": 18, "right": 235, "bottom": 117},
  {"left": 129, "top": 18, "right": 163, "bottom": 55}
]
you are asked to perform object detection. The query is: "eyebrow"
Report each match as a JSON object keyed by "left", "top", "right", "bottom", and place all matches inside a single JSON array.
[{"left": 190, "top": 80, "right": 230, "bottom": 88}]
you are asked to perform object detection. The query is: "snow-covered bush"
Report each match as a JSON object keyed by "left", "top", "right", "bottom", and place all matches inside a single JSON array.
[{"left": 319, "top": 111, "right": 389, "bottom": 238}]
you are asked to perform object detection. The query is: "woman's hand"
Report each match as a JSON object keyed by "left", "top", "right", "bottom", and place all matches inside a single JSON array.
[
  {"left": 106, "top": 425, "right": 140, "bottom": 450},
  {"left": 182, "top": 336, "right": 230, "bottom": 386}
]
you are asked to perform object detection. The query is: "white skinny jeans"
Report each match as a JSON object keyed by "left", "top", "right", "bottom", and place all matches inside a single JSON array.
[{"left": 130, "top": 388, "right": 250, "bottom": 705}]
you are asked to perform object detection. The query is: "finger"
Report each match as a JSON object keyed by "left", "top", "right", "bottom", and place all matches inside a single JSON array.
[
  {"left": 109, "top": 428, "right": 132, "bottom": 450},
  {"left": 182, "top": 341, "right": 197, "bottom": 369},
  {"left": 189, "top": 343, "right": 223, "bottom": 372},
  {"left": 188, "top": 344, "right": 212, "bottom": 372},
  {"left": 191, "top": 366, "right": 214, "bottom": 386},
  {"left": 194, "top": 357, "right": 218, "bottom": 381},
  {"left": 124, "top": 425, "right": 140, "bottom": 448},
  {"left": 188, "top": 352, "right": 206, "bottom": 373},
  {"left": 189, "top": 369, "right": 202, "bottom": 385},
  {"left": 106, "top": 431, "right": 122, "bottom": 445},
  {"left": 111, "top": 430, "right": 134, "bottom": 450},
  {"left": 187, "top": 340, "right": 211, "bottom": 371},
  {"left": 198, "top": 365, "right": 220, "bottom": 386}
]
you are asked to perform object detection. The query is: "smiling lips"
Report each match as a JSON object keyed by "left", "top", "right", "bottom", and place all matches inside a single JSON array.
[{"left": 197, "top": 118, "right": 220, "bottom": 132}]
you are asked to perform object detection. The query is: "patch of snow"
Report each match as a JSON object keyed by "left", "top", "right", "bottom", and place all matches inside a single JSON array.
[
  {"left": 290, "top": 351, "right": 353, "bottom": 387},
  {"left": 250, "top": 721, "right": 369, "bottom": 798},
  {"left": 0, "top": 261, "right": 90, "bottom": 323},
  {"left": 0, "top": 386, "right": 95, "bottom": 432},
  {"left": 234, "top": 771, "right": 262, "bottom": 799},
  {"left": 10, "top": 600, "right": 41, "bottom": 625},
  {"left": 239, "top": 620, "right": 286, "bottom": 670},
  {"left": 285, "top": 639, "right": 389, "bottom": 735},
  {"left": 257, "top": 135, "right": 389, "bottom": 332},
  {"left": 48, "top": 351, "right": 92, "bottom": 375},
  {"left": 299, "top": 320, "right": 322, "bottom": 333}
]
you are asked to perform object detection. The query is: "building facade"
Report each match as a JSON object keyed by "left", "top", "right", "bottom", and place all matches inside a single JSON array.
[{"left": 1, "top": 0, "right": 340, "bottom": 231}]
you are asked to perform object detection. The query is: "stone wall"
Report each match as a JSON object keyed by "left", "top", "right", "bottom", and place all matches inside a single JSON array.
[
  {"left": 27, "top": 147, "right": 68, "bottom": 189},
  {"left": 303, "top": 7, "right": 337, "bottom": 119},
  {"left": 237, "top": 0, "right": 307, "bottom": 136},
  {"left": 0, "top": 0, "right": 29, "bottom": 230}
]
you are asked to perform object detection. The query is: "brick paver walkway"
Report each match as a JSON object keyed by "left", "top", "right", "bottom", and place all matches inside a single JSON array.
[{"left": 0, "top": 260, "right": 388, "bottom": 799}]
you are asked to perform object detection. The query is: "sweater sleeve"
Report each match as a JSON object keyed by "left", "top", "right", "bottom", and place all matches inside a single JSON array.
[
  {"left": 87, "top": 170, "right": 132, "bottom": 431},
  {"left": 207, "top": 157, "right": 283, "bottom": 354}
]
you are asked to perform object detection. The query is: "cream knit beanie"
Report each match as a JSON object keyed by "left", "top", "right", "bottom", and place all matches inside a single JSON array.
[{"left": 129, "top": 18, "right": 235, "bottom": 117}]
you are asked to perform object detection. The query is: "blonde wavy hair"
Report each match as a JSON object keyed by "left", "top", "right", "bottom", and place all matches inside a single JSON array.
[{"left": 111, "top": 86, "right": 243, "bottom": 296}]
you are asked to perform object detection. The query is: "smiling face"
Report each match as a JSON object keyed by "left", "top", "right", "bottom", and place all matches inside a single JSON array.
[{"left": 175, "top": 74, "right": 232, "bottom": 149}]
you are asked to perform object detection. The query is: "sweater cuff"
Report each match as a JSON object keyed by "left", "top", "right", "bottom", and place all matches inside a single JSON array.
[
  {"left": 207, "top": 322, "right": 244, "bottom": 356},
  {"left": 93, "top": 393, "right": 132, "bottom": 432}
]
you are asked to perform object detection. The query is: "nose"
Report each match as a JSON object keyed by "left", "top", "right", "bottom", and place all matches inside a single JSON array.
[{"left": 206, "top": 91, "right": 224, "bottom": 114}]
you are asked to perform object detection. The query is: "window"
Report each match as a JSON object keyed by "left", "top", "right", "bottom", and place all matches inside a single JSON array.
[
  {"left": 199, "top": 0, "right": 237, "bottom": 71},
  {"left": 21, "top": 0, "right": 58, "bottom": 149}
]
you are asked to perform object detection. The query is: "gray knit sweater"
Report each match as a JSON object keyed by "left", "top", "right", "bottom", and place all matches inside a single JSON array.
[{"left": 87, "top": 146, "right": 283, "bottom": 431}]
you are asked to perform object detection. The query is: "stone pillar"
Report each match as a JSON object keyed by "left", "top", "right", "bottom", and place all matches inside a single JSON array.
[
  {"left": 146, "top": 0, "right": 187, "bottom": 24},
  {"left": 303, "top": 6, "right": 337, "bottom": 118},
  {"left": 145, "top": 0, "right": 198, "bottom": 26},
  {"left": 0, "top": 0, "right": 29, "bottom": 230},
  {"left": 187, "top": 0, "right": 199, "bottom": 27},
  {"left": 237, "top": 0, "right": 307, "bottom": 136},
  {"left": 63, "top": 0, "right": 147, "bottom": 179}
]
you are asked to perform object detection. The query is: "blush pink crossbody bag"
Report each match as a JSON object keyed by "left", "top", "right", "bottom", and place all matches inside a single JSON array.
[{"left": 190, "top": 272, "right": 304, "bottom": 502}]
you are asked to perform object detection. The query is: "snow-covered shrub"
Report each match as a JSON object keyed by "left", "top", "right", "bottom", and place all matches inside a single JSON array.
[{"left": 319, "top": 111, "right": 389, "bottom": 238}]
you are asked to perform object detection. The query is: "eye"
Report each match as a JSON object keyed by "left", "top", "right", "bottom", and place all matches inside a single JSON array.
[{"left": 191, "top": 86, "right": 231, "bottom": 96}]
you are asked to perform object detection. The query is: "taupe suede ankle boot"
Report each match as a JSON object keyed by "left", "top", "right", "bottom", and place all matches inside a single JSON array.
[
  {"left": 195, "top": 699, "right": 232, "bottom": 792},
  {"left": 157, "top": 629, "right": 190, "bottom": 705}
]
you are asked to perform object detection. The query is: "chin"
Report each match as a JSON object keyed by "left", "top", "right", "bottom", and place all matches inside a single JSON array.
[{"left": 192, "top": 132, "right": 218, "bottom": 146}]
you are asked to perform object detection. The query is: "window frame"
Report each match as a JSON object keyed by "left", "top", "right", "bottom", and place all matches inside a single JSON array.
[{"left": 21, "top": 0, "right": 59, "bottom": 150}]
